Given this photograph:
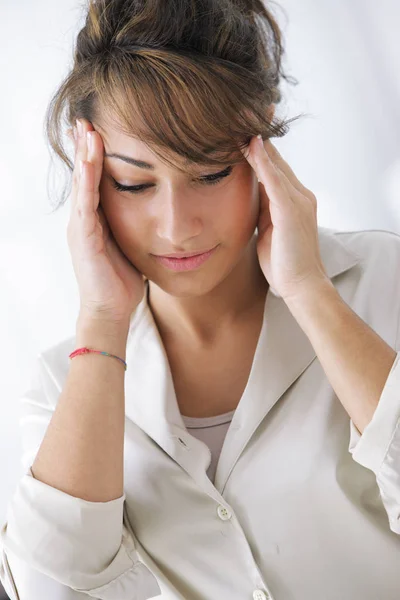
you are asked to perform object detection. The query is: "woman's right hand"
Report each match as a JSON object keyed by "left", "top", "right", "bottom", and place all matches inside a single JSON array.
[{"left": 66, "top": 118, "right": 145, "bottom": 325}]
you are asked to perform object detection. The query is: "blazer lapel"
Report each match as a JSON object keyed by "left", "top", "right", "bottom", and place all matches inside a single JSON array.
[{"left": 124, "top": 228, "right": 362, "bottom": 494}]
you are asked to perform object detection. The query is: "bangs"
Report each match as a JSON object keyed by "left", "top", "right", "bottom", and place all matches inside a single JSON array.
[
  {"left": 44, "top": 0, "right": 305, "bottom": 211},
  {"left": 91, "top": 47, "right": 287, "bottom": 175}
]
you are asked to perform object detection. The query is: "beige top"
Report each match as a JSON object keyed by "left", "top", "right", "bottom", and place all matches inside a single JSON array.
[
  {"left": 2, "top": 227, "right": 400, "bottom": 600},
  {"left": 181, "top": 410, "right": 236, "bottom": 483}
]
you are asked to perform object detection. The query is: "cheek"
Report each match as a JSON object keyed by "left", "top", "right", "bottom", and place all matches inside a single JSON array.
[
  {"left": 223, "top": 176, "right": 259, "bottom": 228},
  {"left": 106, "top": 207, "right": 144, "bottom": 250},
  {"left": 98, "top": 187, "right": 143, "bottom": 251}
]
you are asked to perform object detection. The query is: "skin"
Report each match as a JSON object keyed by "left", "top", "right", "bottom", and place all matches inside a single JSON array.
[
  {"left": 93, "top": 117, "right": 271, "bottom": 347},
  {"left": 240, "top": 136, "right": 397, "bottom": 436},
  {"left": 69, "top": 114, "right": 398, "bottom": 437}
]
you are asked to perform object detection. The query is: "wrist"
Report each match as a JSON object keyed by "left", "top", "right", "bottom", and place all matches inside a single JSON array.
[
  {"left": 75, "top": 315, "right": 130, "bottom": 361},
  {"left": 284, "top": 278, "right": 338, "bottom": 317},
  {"left": 77, "top": 308, "right": 131, "bottom": 330}
]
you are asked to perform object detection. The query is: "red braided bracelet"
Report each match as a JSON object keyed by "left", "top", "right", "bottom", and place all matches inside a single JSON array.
[{"left": 69, "top": 347, "right": 127, "bottom": 371}]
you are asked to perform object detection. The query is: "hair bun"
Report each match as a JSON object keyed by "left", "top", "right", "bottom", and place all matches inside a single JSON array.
[{"left": 45, "top": 0, "right": 302, "bottom": 211}]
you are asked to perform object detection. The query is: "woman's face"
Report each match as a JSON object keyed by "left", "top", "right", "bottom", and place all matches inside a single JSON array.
[{"left": 95, "top": 121, "right": 261, "bottom": 297}]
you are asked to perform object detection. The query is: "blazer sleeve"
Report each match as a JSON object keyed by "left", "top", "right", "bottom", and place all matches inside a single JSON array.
[
  {"left": 348, "top": 346, "right": 400, "bottom": 535},
  {"left": 0, "top": 353, "right": 162, "bottom": 600}
]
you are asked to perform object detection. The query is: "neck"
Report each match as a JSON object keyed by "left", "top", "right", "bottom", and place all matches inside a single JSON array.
[{"left": 148, "top": 234, "right": 269, "bottom": 347}]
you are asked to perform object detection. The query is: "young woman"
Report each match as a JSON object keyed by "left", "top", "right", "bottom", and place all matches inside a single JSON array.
[{"left": 1, "top": 1, "right": 400, "bottom": 599}]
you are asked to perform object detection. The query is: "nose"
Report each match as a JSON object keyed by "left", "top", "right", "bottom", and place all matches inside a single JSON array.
[{"left": 155, "top": 186, "right": 202, "bottom": 246}]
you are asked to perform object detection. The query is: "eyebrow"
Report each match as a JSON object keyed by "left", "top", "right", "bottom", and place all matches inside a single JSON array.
[
  {"left": 104, "top": 153, "right": 155, "bottom": 170},
  {"left": 104, "top": 148, "right": 223, "bottom": 172}
]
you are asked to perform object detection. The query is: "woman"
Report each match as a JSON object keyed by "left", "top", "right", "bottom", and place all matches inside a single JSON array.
[{"left": 1, "top": 1, "right": 400, "bottom": 599}]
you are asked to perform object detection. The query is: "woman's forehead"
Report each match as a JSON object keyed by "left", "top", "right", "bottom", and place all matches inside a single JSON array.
[{"left": 96, "top": 121, "right": 227, "bottom": 172}]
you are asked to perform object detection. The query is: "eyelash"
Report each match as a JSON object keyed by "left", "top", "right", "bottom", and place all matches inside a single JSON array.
[{"left": 110, "top": 166, "right": 234, "bottom": 195}]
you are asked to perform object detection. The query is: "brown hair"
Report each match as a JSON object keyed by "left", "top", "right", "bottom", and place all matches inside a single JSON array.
[{"left": 45, "top": 0, "right": 304, "bottom": 212}]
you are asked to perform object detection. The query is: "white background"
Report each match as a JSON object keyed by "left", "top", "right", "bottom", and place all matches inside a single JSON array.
[{"left": 1, "top": 0, "right": 399, "bottom": 526}]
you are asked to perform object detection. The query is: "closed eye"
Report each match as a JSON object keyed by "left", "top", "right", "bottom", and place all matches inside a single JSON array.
[{"left": 110, "top": 166, "right": 234, "bottom": 195}]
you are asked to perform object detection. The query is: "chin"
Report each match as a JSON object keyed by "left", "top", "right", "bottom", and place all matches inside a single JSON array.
[
  {"left": 146, "top": 267, "right": 229, "bottom": 299},
  {"left": 145, "top": 236, "right": 254, "bottom": 298}
]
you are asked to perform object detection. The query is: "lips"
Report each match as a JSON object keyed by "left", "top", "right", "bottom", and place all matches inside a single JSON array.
[
  {"left": 151, "top": 245, "right": 219, "bottom": 272},
  {"left": 156, "top": 247, "right": 216, "bottom": 259}
]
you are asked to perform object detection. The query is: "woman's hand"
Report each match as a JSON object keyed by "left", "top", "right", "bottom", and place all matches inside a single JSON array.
[
  {"left": 66, "top": 118, "right": 145, "bottom": 325},
  {"left": 241, "top": 135, "right": 331, "bottom": 302}
]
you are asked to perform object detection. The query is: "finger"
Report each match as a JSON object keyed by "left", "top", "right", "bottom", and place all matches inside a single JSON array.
[
  {"left": 71, "top": 119, "right": 92, "bottom": 214},
  {"left": 67, "top": 126, "right": 79, "bottom": 217},
  {"left": 77, "top": 121, "right": 106, "bottom": 220},
  {"left": 264, "top": 140, "right": 309, "bottom": 195},
  {"left": 257, "top": 182, "right": 273, "bottom": 236},
  {"left": 249, "top": 136, "right": 293, "bottom": 209},
  {"left": 97, "top": 204, "right": 111, "bottom": 241},
  {"left": 76, "top": 153, "right": 95, "bottom": 220},
  {"left": 262, "top": 156, "right": 298, "bottom": 200},
  {"left": 75, "top": 119, "right": 91, "bottom": 181},
  {"left": 86, "top": 129, "right": 104, "bottom": 212}
]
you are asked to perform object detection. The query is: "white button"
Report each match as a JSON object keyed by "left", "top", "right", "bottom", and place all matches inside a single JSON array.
[
  {"left": 253, "top": 590, "right": 269, "bottom": 600},
  {"left": 217, "top": 505, "right": 232, "bottom": 520}
]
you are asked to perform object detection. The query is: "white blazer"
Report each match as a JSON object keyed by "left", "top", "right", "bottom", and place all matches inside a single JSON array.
[{"left": 1, "top": 227, "right": 400, "bottom": 600}]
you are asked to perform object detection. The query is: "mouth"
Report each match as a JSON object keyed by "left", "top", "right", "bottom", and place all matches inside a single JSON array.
[{"left": 151, "top": 245, "right": 219, "bottom": 272}]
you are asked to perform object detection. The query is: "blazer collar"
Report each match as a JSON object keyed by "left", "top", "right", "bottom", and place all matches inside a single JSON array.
[{"left": 124, "top": 227, "right": 361, "bottom": 497}]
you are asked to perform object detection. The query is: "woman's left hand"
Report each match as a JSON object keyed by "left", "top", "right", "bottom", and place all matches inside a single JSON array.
[{"left": 241, "top": 135, "right": 331, "bottom": 302}]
